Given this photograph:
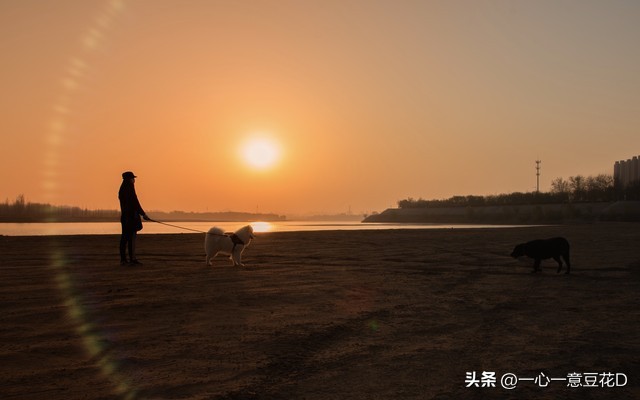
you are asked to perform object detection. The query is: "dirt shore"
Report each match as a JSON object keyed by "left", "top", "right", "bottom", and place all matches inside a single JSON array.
[{"left": 1, "top": 223, "right": 639, "bottom": 399}]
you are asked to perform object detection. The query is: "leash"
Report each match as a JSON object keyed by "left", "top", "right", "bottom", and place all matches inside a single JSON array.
[
  {"left": 148, "top": 219, "right": 212, "bottom": 234},
  {"left": 148, "top": 219, "right": 244, "bottom": 239}
]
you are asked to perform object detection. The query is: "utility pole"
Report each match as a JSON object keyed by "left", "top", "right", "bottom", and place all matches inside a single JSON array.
[{"left": 535, "top": 159, "right": 541, "bottom": 193}]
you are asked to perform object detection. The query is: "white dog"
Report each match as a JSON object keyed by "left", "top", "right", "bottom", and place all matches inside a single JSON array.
[{"left": 205, "top": 225, "right": 255, "bottom": 266}]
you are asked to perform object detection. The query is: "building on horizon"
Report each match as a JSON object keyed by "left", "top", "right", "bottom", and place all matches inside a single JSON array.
[{"left": 614, "top": 155, "right": 640, "bottom": 189}]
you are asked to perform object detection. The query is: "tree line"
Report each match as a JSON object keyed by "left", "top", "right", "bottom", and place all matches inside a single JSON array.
[
  {"left": 0, "top": 195, "right": 119, "bottom": 222},
  {"left": 398, "top": 174, "right": 640, "bottom": 209},
  {"left": 0, "top": 195, "right": 287, "bottom": 223}
]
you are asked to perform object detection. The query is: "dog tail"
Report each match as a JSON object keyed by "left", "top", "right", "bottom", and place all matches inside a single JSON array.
[{"left": 206, "top": 227, "right": 225, "bottom": 236}]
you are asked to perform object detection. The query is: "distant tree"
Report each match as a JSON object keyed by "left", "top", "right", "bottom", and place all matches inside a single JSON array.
[
  {"left": 550, "top": 178, "right": 570, "bottom": 202},
  {"left": 15, "top": 194, "right": 25, "bottom": 207},
  {"left": 550, "top": 177, "right": 570, "bottom": 194},
  {"left": 585, "top": 174, "right": 614, "bottom": 201},
  {"left": 568, "top": 175, "right": 586, "bottom": 201}
]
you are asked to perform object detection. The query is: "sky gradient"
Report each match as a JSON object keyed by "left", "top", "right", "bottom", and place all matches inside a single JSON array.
[{"left": 2, "top": 0, "right": 640, "bottom": 216}]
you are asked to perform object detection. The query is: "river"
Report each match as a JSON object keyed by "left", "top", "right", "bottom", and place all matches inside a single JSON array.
[{"left": 0, "top": 221, "right": 528, "bottom": 236}]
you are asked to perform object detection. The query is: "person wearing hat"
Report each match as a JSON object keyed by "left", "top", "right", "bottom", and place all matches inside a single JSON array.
[{"left": 118, "top": 171, "right": 150, "bottom": 265}]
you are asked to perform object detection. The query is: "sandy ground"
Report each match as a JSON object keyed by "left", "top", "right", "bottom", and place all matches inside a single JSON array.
[{"left": 1, "top": 223, "right": 639, "bottom": 400}]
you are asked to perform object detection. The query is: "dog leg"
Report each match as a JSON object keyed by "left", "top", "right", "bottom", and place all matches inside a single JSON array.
[
  {"left": 533, "top": 259, "right": 541, "bottom": 273},
  {"left": 554, "top": 256, "right": 563, "bottom": 273},
  {"left": 238, "top": 250, "right": 245, "bottom": 267},
  {"left": 564, "top": 253, "right": 571, "bottom": 274},
  {"left": 230, "top": 250, "right": 244, "bottom": 266}
]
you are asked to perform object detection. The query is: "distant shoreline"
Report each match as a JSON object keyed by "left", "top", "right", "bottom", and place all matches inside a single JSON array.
[{"left": 364, "top": 201, "right": 640, "bottom": 224}]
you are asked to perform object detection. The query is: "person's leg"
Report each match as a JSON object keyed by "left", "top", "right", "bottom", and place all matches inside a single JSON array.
[
  {"left": 120, "top": 230, "right": 128, "bottom": 264},
  {"left": 129, "top": 232, "right": 142, "bottom": 265}
]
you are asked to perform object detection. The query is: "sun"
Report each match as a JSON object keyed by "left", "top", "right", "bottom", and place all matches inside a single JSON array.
[{"left": 240, "top": 137, "right": 281, "bottom": 170}]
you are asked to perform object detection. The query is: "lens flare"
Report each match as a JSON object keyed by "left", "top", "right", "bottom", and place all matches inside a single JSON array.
[{"left": 43, "top": 1, "right": 138, "bottom": 398}]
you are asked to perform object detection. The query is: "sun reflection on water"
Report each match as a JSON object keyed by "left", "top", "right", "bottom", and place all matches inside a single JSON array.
[{"left": 250, "top": 221, "right": 273, "bottom": 233}]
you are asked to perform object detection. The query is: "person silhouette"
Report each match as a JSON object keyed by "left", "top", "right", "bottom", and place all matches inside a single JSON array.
[{"left": 118, "top": 171, "right": 150, "bottom": 265}]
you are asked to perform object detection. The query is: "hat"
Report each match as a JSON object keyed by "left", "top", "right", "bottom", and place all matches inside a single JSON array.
[{"left": 122, "top": 171, "right": 137, "bottom": 179}]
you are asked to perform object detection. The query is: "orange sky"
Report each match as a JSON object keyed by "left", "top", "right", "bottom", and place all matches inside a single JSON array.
[{"left": 2, "top": 0, "right": 640, "bottom": 216}]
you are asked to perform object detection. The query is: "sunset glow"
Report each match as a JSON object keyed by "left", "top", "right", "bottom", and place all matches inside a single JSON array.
[
  {"left": 240, "top": 137, "right": 281, "bottom": 171},
  {"left": 2, "top": 1, "right": 640, "bottom": 215}
]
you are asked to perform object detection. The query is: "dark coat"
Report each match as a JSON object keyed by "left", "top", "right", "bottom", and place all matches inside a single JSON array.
[{"left": 119, "top": 181, "right": 146, "bottom": 232}]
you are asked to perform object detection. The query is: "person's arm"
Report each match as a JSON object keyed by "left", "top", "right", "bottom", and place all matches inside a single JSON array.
[{"left": 133, "top": 191, "right": 150, "bottom": 220}]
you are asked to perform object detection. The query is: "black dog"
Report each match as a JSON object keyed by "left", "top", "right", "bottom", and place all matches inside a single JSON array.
[{"left": 510, "top": 237, "right": 571, "bottom": 274}]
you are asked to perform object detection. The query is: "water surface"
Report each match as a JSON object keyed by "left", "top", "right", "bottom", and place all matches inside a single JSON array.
[{"left": 0, "top": 221, "right": 530, "bottom": 236}]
